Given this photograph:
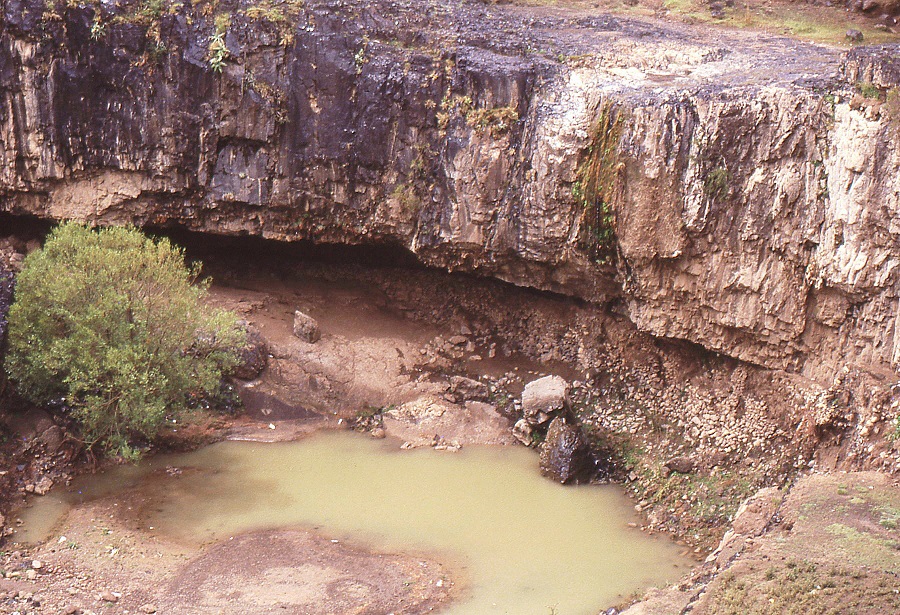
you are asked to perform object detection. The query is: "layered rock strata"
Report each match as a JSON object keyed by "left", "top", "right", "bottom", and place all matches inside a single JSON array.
[{"left": 0, "top": 0, "right": 898, "bottom": 380}]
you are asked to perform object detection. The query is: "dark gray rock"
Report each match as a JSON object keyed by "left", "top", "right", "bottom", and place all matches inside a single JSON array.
[
  {"left": 232, "top": 322, "right": 268, "bottom": 380},
  {"left": 539, "top": 417, "right": 593, "bottom": 484},
  {"left": 846, "top": 29, "right": 864, "bottom": 42},
  {"left": 663, "top": 456, "right": 695, "bottom": 475}
]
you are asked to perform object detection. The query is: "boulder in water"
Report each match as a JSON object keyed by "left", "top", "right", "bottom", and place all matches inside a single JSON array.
[{"left": 539, "top": 417, "right": 593, "bottom": 484}]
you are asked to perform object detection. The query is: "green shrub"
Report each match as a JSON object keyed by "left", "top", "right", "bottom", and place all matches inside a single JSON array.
[
  {"left": 4, "top": 223, "right": 242, "bottom": 455},
  {"left": 704, "top": 166, "right": 730, "bottom": 201},
  {"left": 856, "top": 81, "right": 883, "bottom": 101}
]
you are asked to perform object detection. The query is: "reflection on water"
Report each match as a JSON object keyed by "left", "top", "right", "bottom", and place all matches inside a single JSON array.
[{"left": 16, "top": 431, "right": 692, "bottom": 614}]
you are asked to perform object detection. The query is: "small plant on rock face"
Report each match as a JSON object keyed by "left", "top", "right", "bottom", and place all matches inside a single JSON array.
[
  {"left": 4, "top": 223, "right": 243, "bottom": 457},
  {"left": 704, "top": 165, "right": 730, "bottom": 202},
  {"left": 856, "top": 81, "right": 883, "bottom": 101},
  {"left": 208, "top": 31, "right": 229, "bottom": 73},
  {"left": 89, "top": 14, "right": 106, "bottom": 41},
  {"left": 573, "top": 102, "right": 625, "bottom": 265}
]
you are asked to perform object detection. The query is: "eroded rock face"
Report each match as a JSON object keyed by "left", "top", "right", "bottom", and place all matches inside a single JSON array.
[{"left": 0, "top": 0, "right": 898, "bottom": 381}]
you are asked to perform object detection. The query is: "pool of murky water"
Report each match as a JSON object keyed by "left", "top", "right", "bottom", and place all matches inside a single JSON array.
[{"left": 14, "top": 431, "right": 691, "bottom": 614}]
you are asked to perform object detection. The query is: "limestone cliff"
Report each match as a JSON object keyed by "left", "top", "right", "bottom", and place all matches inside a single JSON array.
[{"left": 0, "top": 0, "right": 898, "bottom": 381}]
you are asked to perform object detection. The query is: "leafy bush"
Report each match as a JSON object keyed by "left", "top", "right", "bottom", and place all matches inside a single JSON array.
[
  {"left": 0, "top": 262, "right": 12, "bottom": 349},
  {"left": 4, "top": 223, "right": 242, "bottom": 455},
  {"left": 704, "top": 166, "right": 730, "bottom": 201}
]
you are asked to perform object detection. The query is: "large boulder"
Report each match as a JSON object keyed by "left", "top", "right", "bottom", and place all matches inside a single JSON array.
[
  {"left": 232, "top": 322, "right": 268, "bottom": 380},
  {"left": 449, "top": 375, "right": 490, "bottom": 402},
  {"left": 539, "top": 417, "right": 594, "bottom": 484},
  {"left": 521, "top": 375, "right": 569, "bottom": 426}
]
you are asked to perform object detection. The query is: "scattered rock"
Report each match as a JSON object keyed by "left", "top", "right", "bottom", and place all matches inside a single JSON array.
[
  {"left": 512, "top": 418, "right": 534, "bottom": 446},
  {"left": 292, "top": 310, "right": 321, "bottom": 343},
  {"left": 139, "top": 604, "right": 158, "bottom": 614},
  {"left": 25, "top": 569, "right": 37, "bottom": 580},
  {"left": 232, "top": 322, "right": 268, "bottom": 380},
  {"left": 539, "top": 417, "right": 593, "bottom": 484},
  {"left": 370, "top": 427, "right": 386, "bottom": 439},
  {"left": 33, "top": 475, "right": 53, "bottom": 496},
  {"left": 63, "top": 605, "right": 79, "bottom": 615},
  {"left": 448, "top": 335, "right": 468, "bottom": 346},
  {"left": 521, "top": 376, "right": 569, "bottom": 426},
  {"left": 663, "top": 456, "right": 695, "bottom": 475},
  {"left": 99, "top": 591, "right": 119, "bottom": 603},
  {"left": 846, "top": 28, "right": 864, "bottom": 42},
  {"left": 449, "top": 375, "right": 489, "bottom": 402},
  {"left": 30, "top": 560, "right": 42, "bottom": 570}
]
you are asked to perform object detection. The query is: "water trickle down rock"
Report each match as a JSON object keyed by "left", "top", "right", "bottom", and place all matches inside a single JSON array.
[{"left": 539, "top": 417, "right": 594, "bottom": 484}]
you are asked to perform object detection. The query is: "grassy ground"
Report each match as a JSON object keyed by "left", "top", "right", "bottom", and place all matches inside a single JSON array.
[
  {"left": 691, "top": 472, "right": 900, "bottom": 614},
  {"left": 508, "top": 0, "right": 899, "bottom": 45}
]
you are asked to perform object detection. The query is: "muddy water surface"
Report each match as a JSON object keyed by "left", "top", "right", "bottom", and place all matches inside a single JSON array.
[{"left": 17, "top": 431, "right": 691, "bottom": 614}]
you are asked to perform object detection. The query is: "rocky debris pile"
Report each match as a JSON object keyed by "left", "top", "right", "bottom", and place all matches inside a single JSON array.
[
  {"left": 417, "top": 333, "right": 489, "bottom": 372},
  {"left": 0, "top": 408, "right": 79, "bottom": 542},
  {"left": 0, "top": 237, "right": 35, "bottom": 273},
  {"left": 292, "top": 310, "right": 321, "bottom": 343},
  {"left": 0, "top": 545, "right": 155, "bottom": 615},
  {"left": 511, "top": 375, "right": 601, "bottom": 483},
  {"left": 513, "top": 375, "right": 569, "bottom": 445}
]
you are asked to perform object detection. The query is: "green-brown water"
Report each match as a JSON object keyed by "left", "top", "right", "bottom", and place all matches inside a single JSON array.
[{"left": 15, "top": 431, "right": 691, "bottom": 614}]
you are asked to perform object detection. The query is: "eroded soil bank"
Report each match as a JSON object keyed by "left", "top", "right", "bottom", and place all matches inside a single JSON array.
[{"left": 2, "top": 229, "right": 900, "bottom": 613}]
